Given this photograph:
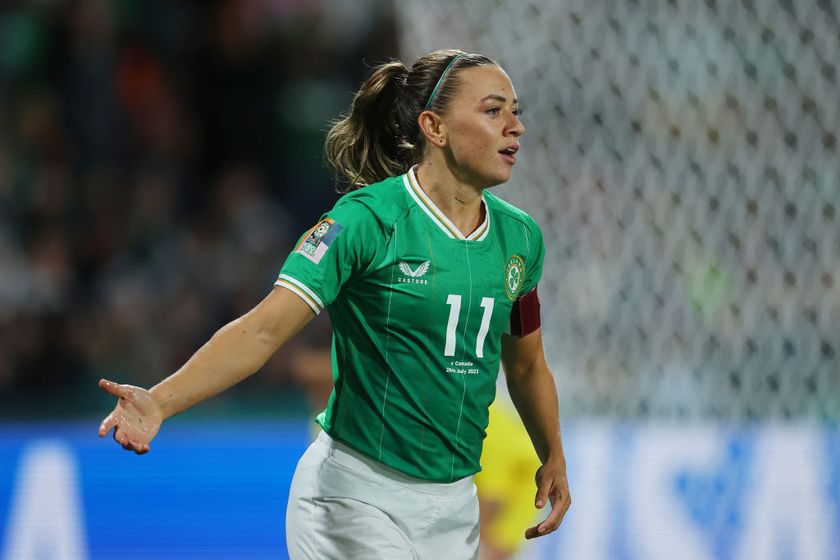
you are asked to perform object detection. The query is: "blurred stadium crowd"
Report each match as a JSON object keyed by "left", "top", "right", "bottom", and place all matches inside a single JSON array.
[
  {"left": 3, "top": 0, "right": 839, "bottom": 424},
  {"left": 0, "top": 0, "right": 396, "bottom": 417}
]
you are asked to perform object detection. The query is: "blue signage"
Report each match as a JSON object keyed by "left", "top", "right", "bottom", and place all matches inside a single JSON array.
[{"left": 1, "top": 422, "right": 838, "bottom": 559}]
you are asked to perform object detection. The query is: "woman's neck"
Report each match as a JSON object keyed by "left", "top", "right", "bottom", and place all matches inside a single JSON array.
[{"left": 414, "top": 158, "right": 485, "bottom": 238}]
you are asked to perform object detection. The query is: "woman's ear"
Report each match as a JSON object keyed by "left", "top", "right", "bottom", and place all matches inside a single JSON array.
[{"left": 417, "top": 111, "right": 447, "bottom": 148}]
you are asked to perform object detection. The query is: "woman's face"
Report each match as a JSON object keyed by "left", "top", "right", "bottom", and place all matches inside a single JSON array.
[{"left": 439, "top": 65, "right": 525, "bottom": 188}]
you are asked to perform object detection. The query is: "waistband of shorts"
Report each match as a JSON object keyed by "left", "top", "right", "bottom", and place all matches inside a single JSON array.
[{"left": 315, "top": 430, "right": 474, "bottom": 496}]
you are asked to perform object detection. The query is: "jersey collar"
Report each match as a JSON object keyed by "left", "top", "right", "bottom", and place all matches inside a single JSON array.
[{"left": 403, "top": 166, "right": 491, "bottom": 241}]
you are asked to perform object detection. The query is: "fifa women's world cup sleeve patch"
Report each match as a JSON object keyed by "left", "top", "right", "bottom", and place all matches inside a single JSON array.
[
  {"left": 509, "top": 286, "right": 541, "bottom": 336},
  {"left": 276, "top": 203, "right": 379, "bottom": 315},
  {"left": 295, "top": 218, "right": 344, "bottom": 264}
]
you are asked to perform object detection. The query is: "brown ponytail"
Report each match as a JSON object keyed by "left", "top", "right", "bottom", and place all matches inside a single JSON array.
[{"left": 324, "top": 49, "right": 497, "bottom": 191}]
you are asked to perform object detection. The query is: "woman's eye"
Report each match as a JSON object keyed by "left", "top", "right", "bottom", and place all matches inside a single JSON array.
[
  {"left": 513, "top": 108, "right": 523, "bottom": 117},
  {"left": 486, "top": 107, "right": 501, "bottom": 115}
]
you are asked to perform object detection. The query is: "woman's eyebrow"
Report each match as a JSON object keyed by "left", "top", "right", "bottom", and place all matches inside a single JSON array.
[{"left": 480, "top": 94, "right": 519, "bottom": 105}]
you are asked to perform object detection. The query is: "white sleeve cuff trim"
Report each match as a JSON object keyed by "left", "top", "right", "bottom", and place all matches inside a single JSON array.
[{"left": 275, "top": 275, "right": 324, "bottom": 314}]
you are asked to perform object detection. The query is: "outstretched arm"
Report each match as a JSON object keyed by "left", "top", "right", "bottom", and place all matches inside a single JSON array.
[
  {"left": 500, "top": 328, "right": 571, "bottom": 539},
  {"left": 98, "top": 285, "right": 315, "bottom": 453}
]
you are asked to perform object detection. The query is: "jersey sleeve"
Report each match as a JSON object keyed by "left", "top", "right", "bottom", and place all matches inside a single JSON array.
[
  {"left": 521, "top": 217, "right": 545, "bottom": 295},
  {"left": 275, "top": 200, "right": 381, "bottom": 314},
  {"left": 509, "top": 217, "right": 545, "bottom": 336}
]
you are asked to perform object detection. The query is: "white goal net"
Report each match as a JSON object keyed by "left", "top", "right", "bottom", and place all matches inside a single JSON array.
[{"left": 395, "top": 0, "right": 840, "bottom": 420}]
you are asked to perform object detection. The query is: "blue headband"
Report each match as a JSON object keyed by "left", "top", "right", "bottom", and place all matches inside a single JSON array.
[{"left": 423, "top": 54, "right": 465, "bottom": 110}]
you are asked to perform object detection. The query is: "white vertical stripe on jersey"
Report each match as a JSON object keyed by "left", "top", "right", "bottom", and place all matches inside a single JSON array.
[
  {"left": 377, "top": 222, "right": 399, "bottom": 461},
  {"left": 449, "top": 238, "right": 473, "bottom": 482}
]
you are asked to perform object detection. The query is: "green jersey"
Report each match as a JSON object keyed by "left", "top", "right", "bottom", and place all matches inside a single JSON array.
[{"left": 276, "top": 167, "right": 545, "bottom": 482}]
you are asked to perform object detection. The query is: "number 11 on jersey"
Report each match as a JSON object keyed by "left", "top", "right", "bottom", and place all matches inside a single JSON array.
[{"left": 444, "top": 294, "right": 495, "bottom": 358}]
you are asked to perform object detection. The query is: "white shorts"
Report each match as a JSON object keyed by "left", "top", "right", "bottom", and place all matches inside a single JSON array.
[{"left": 286, "top": 431, "right": 479, "bottom": 559}]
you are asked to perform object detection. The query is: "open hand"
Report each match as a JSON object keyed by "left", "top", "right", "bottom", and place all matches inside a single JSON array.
[
  {"left": 98, "top": 379, "right": 163, "bottom": 455},
  {"left": 525, "top": 458, "right": 571, "bottom": 539}
]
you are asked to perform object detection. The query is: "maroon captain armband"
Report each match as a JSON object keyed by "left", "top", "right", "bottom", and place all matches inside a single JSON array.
[{"left": 509, "top": 286, "right": 541, "bottom": 336}]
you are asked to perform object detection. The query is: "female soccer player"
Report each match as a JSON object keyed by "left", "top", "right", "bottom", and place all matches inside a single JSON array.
[{"left": 98, "top": 49, "right": 570, "bottom": 559}]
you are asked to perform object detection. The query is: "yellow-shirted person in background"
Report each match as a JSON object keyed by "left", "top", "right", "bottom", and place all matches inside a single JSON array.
[{"left": 476, "top": 396, "right": 543, "bottom": 560}]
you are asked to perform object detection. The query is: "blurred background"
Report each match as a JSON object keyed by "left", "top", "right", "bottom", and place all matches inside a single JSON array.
[{"left": 0, "top": 0, "right": 838, "bottom": 559}]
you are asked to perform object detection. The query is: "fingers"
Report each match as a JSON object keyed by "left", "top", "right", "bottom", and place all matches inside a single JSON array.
[
  {"left": 126, "top": 441, "right": 150, "bottom": 455},
  {"left": 98, "top": 379, "right": 133, "bottom": 400},
  {"left": 99, "top": 378, "right": 154, "bottom": 453},
  {"left": 534, "top": 474, "right": 551, "bottom": 509},
  {"left": 98, "top": 412, "right": 117, "bottom": 437},
  {"left": 526, "top": 485, "right": 571, "bottom": 540},
  {"left": 112, "top": 428, "right": 150, "bottom": 454},
  {"left": 113, "top": 427, "right": 128, "bottom": 446},
  {"left": 525, "top": 524, "right": 542, "bottom": 539}
]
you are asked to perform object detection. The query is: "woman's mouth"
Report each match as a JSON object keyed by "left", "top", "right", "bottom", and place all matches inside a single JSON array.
[{"left": 499, "top": 144, "right": 519, "bottom": 165}]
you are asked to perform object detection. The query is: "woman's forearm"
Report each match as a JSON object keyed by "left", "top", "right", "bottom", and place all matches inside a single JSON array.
[
  {"left": 149, "top": 287, "right": 314, "bottom": 419},
  {"left": 149, "top": 316, "right": 275, "bottom": 418},
  {"left": 506, "top": 365, "right": 564, "bottom": 465}
]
